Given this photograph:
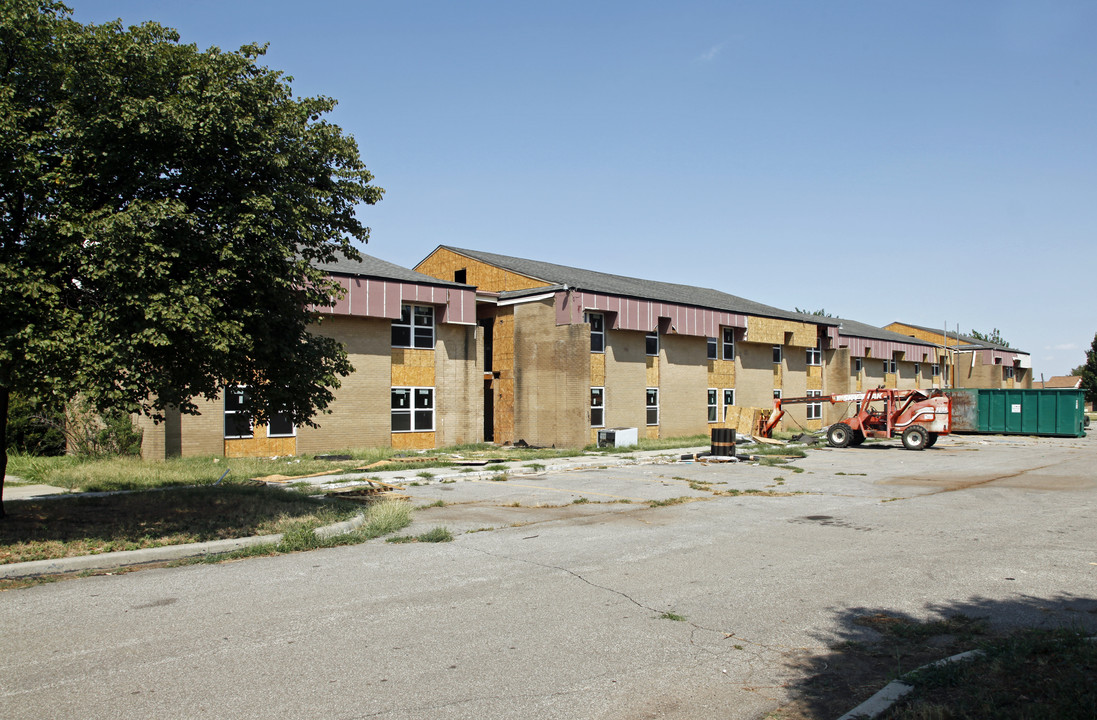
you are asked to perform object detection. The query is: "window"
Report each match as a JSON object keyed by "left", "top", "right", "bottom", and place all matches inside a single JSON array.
[
  {"left": 913, "top": 363, "right": 920, "bottom": 376},
  {"left": 722, "top": 328, "right": 735, "bottom": 360},
  {"left": 646, "top": 388, "right": 659, "bottom": 426},
  {"left": 392, "top": 304, "right": 435, "bottom": 349},
  {"left": 1004, "top": 366, "right": 1014, "bottom": 379},
  {"left": 932, "top": 363, "right": 940, "bottom": 376},
  {"left": 590, "top": 387, "right": 605, "bottom": 427},
  {"left": 806, "top": 342, "right": 821, "bottom": 366},
  {"left": 224, "top": 386, "right": 253, "bottom": 439},
  {"left": 723, "top": 389, "right": 735, "bottom": 417},
  {"left": 884, "top": 359, "right": 896, "bottom": 374},
  {"left": 773, "top": 389, "right": 782, "bottom": 400},
  {"left": 391, "top": 387, "right": 434, "bottom": 432},
  {"left": 707, "top": 389, "right": 718, "bottom": 423},
  {"left": 454, "top": 269, "right": 467, "bottom": 284},
  {"left": 772, "top": 345, "right": 782, "bottom": 364},
  {"left": 224, "top": 386, "right": 293, "bottom": 439},
  {"left": 587, "top": 312, "right": 604, "bottom": 353},
  {"left": 707, "top": 337, "right": 717, "bottom": 360},
  {"left": 806, "top": 390, "right": 822, "bottom": 420},
  {"left": 646, "top": 331, "right": 659, "bottom": 356},
  {"left": 854, "top": 358, "right": 863, "bottom": 373}
]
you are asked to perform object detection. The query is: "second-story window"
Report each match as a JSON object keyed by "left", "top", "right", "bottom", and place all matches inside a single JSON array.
[
  {"left": 646, "top": 331, "right": 659, "bottom": 356},
  {"left": 806, "top": 342, "right": 821, "bottom": 366},
  {"left": 392, "top": 304, "right": 434, "bottom": 349},
  {"left": 586, "top": 312, "right": 605, "bottom": 353},
  {"left": 723, "top": 328, "right": 735, "bottom": 360}
]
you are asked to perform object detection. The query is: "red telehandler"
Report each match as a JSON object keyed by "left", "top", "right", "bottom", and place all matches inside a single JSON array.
[{"left": 763, "top": 388, "right": 952, "bottom": 450}]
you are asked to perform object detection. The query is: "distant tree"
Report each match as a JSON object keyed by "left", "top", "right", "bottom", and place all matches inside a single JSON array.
[
  {"left": 0, "top": 1, "right": 383, "bottom": 516},
  {"left": 1079, "top": 334, "right": 1097, "bottom": 405},
  {"left": 796, "top": 308, "right": 835, "bottom": 318},
  {"left": 969, "top": 328, "right": 1011, "bottom": 348}
]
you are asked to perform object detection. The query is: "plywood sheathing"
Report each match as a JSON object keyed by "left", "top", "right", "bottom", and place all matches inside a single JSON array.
[
  {"left": 747, "top": 318, "right": 817, "bottom": 347},
  {"left": 391, "top": 431, "right": 436, "bottom": 450},
  {"left": 225, "top": 424, "right": 297, "bottom": 458},
  {"left": 391, "top": 348, "right": 436, "bottom": 386},
  {"left": 493, "top": 305, "right": 516, "bottom": 444},
  {"left": 707, "top": 358, "right": 735, "bottom": 390},
  {"left": 646, "top": 355, "right": 659, "bottom": 388},
  {"left": 806, "top": 364, "right": 822, "bottom": 390},
  {"left": 415, "top": 247, "right": 548, "bottom": 293},
  {"left": 590, "top": 352, "right": 606, "bottom": 387},
  {"left": 722, "top": 406, "right": 770, "bottom": 438}
]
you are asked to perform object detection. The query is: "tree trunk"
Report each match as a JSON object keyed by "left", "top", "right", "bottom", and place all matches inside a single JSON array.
[{"left": 1, "top": 386, "right": 8, "bottom": 519}]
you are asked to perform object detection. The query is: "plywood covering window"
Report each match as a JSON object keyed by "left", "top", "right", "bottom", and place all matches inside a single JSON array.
[
  {"left": 646, "top": 388, "right": 659, "bottom": 426},
  {"left": 586, "top": 312, "right": 605, "bottom": 353},
  {"left": 392, "top": 387, "right": 434, "bottom": 432},
  {"left": 590, "top": 387, "right": 605, "bottom": 427},
  {"left": 392, "top": 305, "right": 435, "bottom": 349},
  {"left": 707, "top": 389, "right": 718, "bottom": 423}
]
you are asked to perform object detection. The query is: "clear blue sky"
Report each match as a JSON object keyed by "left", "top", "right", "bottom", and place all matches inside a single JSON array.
[{"left": 73, "top": 1, "right": 1096, "bottom": 377}]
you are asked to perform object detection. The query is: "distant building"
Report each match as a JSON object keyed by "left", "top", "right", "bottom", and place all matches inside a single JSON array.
[{"left": 884, "top": 323, "right": 1032, "bottom": 390}]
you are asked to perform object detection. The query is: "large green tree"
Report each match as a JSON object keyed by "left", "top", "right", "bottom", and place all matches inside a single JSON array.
[
  {"left": 1078, "top": 334, "right": 1097, "bottom": 406},
  {"left": 0, "top": 1, "right": 383, "bottom": 516}
]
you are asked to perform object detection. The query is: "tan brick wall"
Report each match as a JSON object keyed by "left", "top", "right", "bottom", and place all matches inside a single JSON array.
[
  {"left": 604, "top": 327, "right": 649, "bottom": 435},
  {"left": 659, "top": 334, "right": 708, "bottom": 437},
  {"left": 225, "top": 424, "right": 296, "bottom": 458},
  {"left": 179, "top": 395, "right": 225, "bottom": 457},
  {"left": 511, "top": 299, "right": 589, "bottom": 448},
  {"left": 735, "top": 341, "right": 780, "bottom": 411},
  {"left": 297, "top": 315, "right": 392, "bottom": 454},
  {"left": 435, "top": 323, "right": 483, "bottom": 446}
]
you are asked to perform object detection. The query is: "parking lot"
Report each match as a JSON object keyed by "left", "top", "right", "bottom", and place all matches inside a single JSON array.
[{"left": 2, "top": 432, "right": 1096, "bottom": 720}]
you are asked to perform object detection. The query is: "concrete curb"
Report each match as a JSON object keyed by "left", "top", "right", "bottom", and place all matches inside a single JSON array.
[
  {"left": 836, "top": 649, "right": 983, "bottom": 720},
  {"left": 0, "top": 513, "right": 370, "bottom": 580}
]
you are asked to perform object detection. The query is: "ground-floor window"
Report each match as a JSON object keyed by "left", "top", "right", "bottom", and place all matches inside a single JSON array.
[
  {"left": 392, "top": 387, "right": 434, "bottom": 432},
  {"left": 591, "top": 387, "right": 605, "bottom": 427},
  {"left": 224, "top": 386, "right": 253, "bottom": 439},
  {"left": 707, "top": 389, "right": 718, "bottom": 422},
  {"left": 646, "top": 388, "right": 659, "bottom": 426},
  {"left": 806, "top": 390, "right": 822, "bottom": 420},
  {"left": 722, "top": 389, "right": 735, "bottom": 421}
]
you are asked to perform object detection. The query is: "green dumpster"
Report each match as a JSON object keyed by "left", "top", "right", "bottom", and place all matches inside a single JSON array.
[{"left": 944, "top": 388, "right": 1086, "bottom": 438}]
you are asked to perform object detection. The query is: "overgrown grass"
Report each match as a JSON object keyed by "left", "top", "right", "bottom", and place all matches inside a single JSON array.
[
  {"left": 883, "top": 628, "right": 1097, "bottom": 719},
  {"left": 0, "top": 485, "right": 366, "bottom": 564},
  {"left": 583, "top": 434, "right": 709, "bottom": 454}
]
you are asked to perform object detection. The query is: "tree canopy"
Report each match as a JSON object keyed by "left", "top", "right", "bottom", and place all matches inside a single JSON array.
[
  {"left": 968, "top": 328, "right": 1011, "bottom": 348},
  {"left": 0, "top": 0, "right": 383, "bottom": 515},
  {"left": 1078, "top": 334, "right": 1097, "bottom": 405}
]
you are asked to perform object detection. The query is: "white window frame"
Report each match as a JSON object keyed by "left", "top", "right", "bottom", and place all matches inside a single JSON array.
[
  {"left": 586, "top": 312, "right": 605, "bottom": 354},
  {"left": 391, "top": 386, "right": 435, "bottom": 433},
  {"left": 224, "top": 385, "right": 253, "bottom": 439},
  {"left": 932, "top": 363, "right": 940, "bottom": 376},
  {"left": 884, "top": 358, "right": 896, "bottom": 374},
  {"left": 646, "top": 388, "right": 659, "bottom": 426},
  {"left": 590, "top": 387, "right": 605, "bottom": 428},
  {"left": 773, "top": 389, "right": 782, "bottom": 400},
  {"left": 806, "top": 342, "right": 822, "bottom": 366},
  {"left": 707, "top": 388, "right": 718, "bottom": 423},
  {"left": 722, "top": 389, "right": 735, "bottom": 421},
  {"left": 392, "top": 304, "right": 435, "bottom": 349},
  {"left": 646, "top": 331, "right": 659, "bottom": 357},
  {"left": 772, "top": 345, "right": 782, "bottom": 364},
  {"left": 722, "top": 328, "right": 735, "bottom": 361},
  {"left": 806, "top": 390, "right": 822, "bottom": 420},
  {"left": 707, "top": 337, "right": 717, "bottom": 360}
]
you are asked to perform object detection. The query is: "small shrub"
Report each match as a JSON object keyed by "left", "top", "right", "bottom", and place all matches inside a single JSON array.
[
  {"left": 362, "top": 499, "right": 412, "bottom": 538},
  {"left": 490, "top": 473, "right": 508, "bottom": 482},
  {"left": 572, "top": 497, "right": 590, "bottom": 504},
  {"left": 417, "top": 527, "right": 453, "bottom": 543}
]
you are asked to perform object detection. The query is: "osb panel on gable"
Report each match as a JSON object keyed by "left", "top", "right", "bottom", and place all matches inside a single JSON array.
[
  {"left": 885, "top": 323, "right": 943, "bottom": 345},
  {"left": 392, "top": 348, "right": 436, "bottom": 386},
  {"left": 391, "top": 431, "right": 436, "bottom": 450},
  {"left": 415, "top": 248, "right": 549, "bottom": 292},
  {"left": 747, "top": 318, "right": 817, "bottom": 347}
]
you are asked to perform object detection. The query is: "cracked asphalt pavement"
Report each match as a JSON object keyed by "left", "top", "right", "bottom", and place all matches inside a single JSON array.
[{"left": 2, "top": 433, "right": 1096, "bottom": 719}]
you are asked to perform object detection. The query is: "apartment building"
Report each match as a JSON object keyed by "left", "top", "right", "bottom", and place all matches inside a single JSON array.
[{"left": 885, "top": 322, "right": 1032, "bottom": 389}]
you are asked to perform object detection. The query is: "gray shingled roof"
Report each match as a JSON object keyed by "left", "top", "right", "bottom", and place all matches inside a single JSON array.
[
  {"left": 890, "top": 321, "right": 1026, "bottom": 354},
  {"left": 834, "top": 317, "right": 938, "bottom": 347},
  {"left": 314, "top": 249, "right": 468, "bottom": 288},
  {"left": 444, "top": 246, "right": 827, "bottom": 323}
]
